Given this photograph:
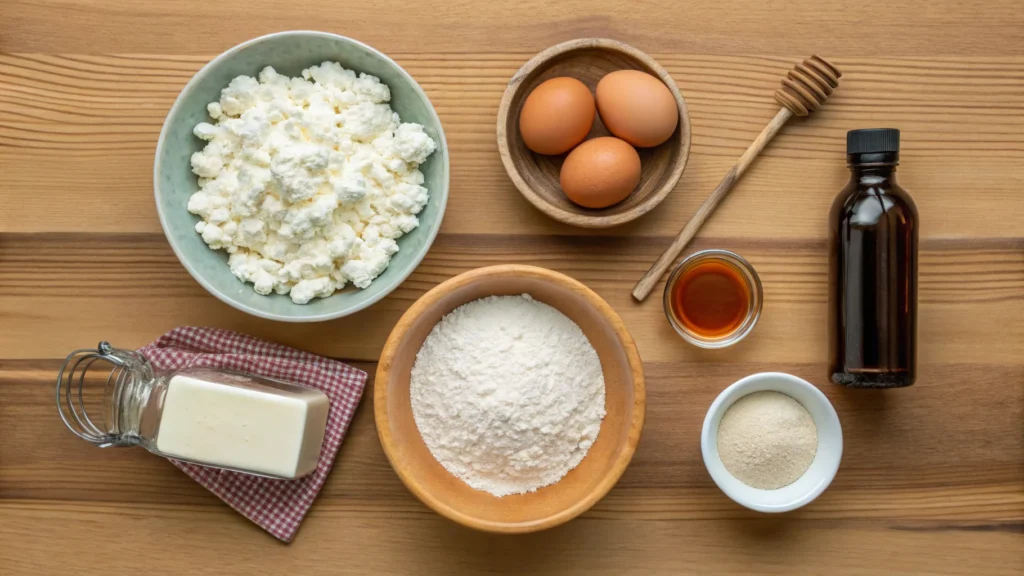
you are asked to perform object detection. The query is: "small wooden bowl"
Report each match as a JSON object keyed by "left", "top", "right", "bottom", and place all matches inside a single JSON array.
[
  {"left": 497, "top": 38, "right": 691, "bottom": 228},
  {"left": 375, "top": 265, "right": 646, "bottom": 533}
]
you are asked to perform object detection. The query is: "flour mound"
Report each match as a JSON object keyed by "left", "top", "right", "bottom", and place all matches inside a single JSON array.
[{"left": 410, "top": 294, "right": 606, "bottom": 497}]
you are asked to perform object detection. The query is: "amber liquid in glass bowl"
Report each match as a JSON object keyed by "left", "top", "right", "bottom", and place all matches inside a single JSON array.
[
  {"left": 663, "top": 250, "right": 763, "bottom": 348},
  {"left": 669, "top": 261, "right": 750, "bottom": 337}
]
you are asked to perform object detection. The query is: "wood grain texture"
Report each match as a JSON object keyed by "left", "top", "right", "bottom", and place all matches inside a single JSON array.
[
  {"left": 632, "top": 107, "right": 793, "bottom": 300},
  {"left": 635, "top": 54, "right": 843, "bottom": 300},
  {"left": 1, "top": 0, "right": 1023, "bottom": 574}
]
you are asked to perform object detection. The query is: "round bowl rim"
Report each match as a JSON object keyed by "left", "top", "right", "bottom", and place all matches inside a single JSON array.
[
  {"left": 700, "top": 372, "right": 843, "bottom": 513},
  {"left": 496, "top": 37, "right": 691, "bottom": 228},
  {"left": 153, "top": 30, "right": 450, "bottom": 322},
  {"left": 662, "top": 249, "right": 765, "bottom": 349},
  {"left": 374, "top": 264, "right": 647, "bottom": 533}
]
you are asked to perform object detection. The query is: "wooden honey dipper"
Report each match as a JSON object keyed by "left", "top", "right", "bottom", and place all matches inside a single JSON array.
[{"left": 632, "top": 56, "right": 842, "bottom": 301}]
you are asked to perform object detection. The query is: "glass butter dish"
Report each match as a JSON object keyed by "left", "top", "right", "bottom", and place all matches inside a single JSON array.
[{"left": 56, "top": 342, "right": 330, "bottom": 480}]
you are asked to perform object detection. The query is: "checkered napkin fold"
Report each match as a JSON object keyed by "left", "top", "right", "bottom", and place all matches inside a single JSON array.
[{"left": 139, "top": 326, "right": 367, "bottom": 542}]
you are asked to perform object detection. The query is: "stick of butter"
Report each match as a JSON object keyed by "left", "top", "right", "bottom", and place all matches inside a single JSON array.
[{"left": 155, "top": 370, "right": 329, "bottom": 479}]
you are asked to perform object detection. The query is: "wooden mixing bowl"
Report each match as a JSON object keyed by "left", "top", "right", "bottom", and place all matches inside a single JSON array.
[
  {"left": 497, "top": 38, "right": 691, "bottom": 228},
  {"left": 375, "top": 265, "right": 646, "bottom": 533}
]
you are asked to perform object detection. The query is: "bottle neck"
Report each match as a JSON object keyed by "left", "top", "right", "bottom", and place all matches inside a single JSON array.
[
  {"left": 57, "top": 342, "right": 162, "bottom": 447},
  {"left": 848, "top": 151, "right": 899, "bottom": 182}
]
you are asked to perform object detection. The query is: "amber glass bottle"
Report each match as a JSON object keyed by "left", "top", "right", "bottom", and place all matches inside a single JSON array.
[{"left": 829, "top": 129, "right": 918, "bottom": 388}]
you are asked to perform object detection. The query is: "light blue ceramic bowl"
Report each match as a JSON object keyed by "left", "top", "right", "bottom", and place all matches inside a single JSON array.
[{"left": 154, "top": 31, "right": 449, "bottom": 322}]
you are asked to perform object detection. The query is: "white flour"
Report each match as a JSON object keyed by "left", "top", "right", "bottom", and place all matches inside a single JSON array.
[{"left": 410, "top": 294, "right": 606, "bottom": 497}]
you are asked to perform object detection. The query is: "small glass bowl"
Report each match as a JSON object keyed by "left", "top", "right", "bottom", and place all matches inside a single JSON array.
[{"left": 663, "top": 249, "right": 763, "bottom": 349}]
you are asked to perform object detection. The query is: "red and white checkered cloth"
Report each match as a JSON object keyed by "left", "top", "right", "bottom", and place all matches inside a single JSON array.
[{"left": 138, "top": 326, "right": 367, "bottom": 542}]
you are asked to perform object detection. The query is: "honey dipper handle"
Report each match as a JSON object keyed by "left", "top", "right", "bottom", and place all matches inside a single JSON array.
[{"left": 631, "top": 107, "right": 794, "bottom": 302}]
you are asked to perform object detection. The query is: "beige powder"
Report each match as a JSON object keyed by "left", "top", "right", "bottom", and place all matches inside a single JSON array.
[{"left": 717, "top": 391, "right": 818, "bottom": 490}]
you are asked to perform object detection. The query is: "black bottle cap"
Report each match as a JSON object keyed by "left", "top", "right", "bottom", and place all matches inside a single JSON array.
[{"left": 847, "top": 128, "right": 900, "bottom": 154}]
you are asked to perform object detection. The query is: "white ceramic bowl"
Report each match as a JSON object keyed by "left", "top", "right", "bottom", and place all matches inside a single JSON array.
[{"left": 701, "top": 372, "right": 842, "bottom": 512}]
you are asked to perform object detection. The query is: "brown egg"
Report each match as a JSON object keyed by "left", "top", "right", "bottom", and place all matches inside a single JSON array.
[
  {"left": 560, "top": 137, "right": 641, "bottom": 209},
  {"left": 518, "top": 77, "right": 595, "bottom": 155},
  {"left": 596, "top": 70, "right": 679, "bottom": 147}
]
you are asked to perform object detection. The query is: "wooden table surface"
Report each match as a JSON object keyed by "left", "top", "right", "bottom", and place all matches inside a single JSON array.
[{"left": 2, "top": 1, "right": 1022, "bottom": 573}]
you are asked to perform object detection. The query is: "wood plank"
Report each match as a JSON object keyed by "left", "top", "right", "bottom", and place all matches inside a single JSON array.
[
  {"left": 2, "top": 359, "right": 1021, "bottom": 573},
  {"left": 3, "top": 0, "right": 1024, "bottom": 55},
  {"left": 1, "top": 505, "right": 1019, "bottom": 575},
  {"left": 5, "top": 360, "right": 1022, "bottom": 507},
  {"left": 1, "top": 54, "right": 1023, "bottom": 236},
  {"left": 0, "top": 233, "right": 1021, "bottom": 363}
]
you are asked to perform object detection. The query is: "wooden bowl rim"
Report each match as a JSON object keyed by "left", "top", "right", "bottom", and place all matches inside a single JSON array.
[
  {"left": 374, "top": 264, "right": 647, "bottom": 533},
  {"left": 496, "top": 38, "right": 692, "bottom": 228}
]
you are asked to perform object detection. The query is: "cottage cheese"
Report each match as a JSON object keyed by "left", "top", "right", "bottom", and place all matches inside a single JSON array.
[{"left": 187, "top": 62, "right": 437, "bottom": 304}]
